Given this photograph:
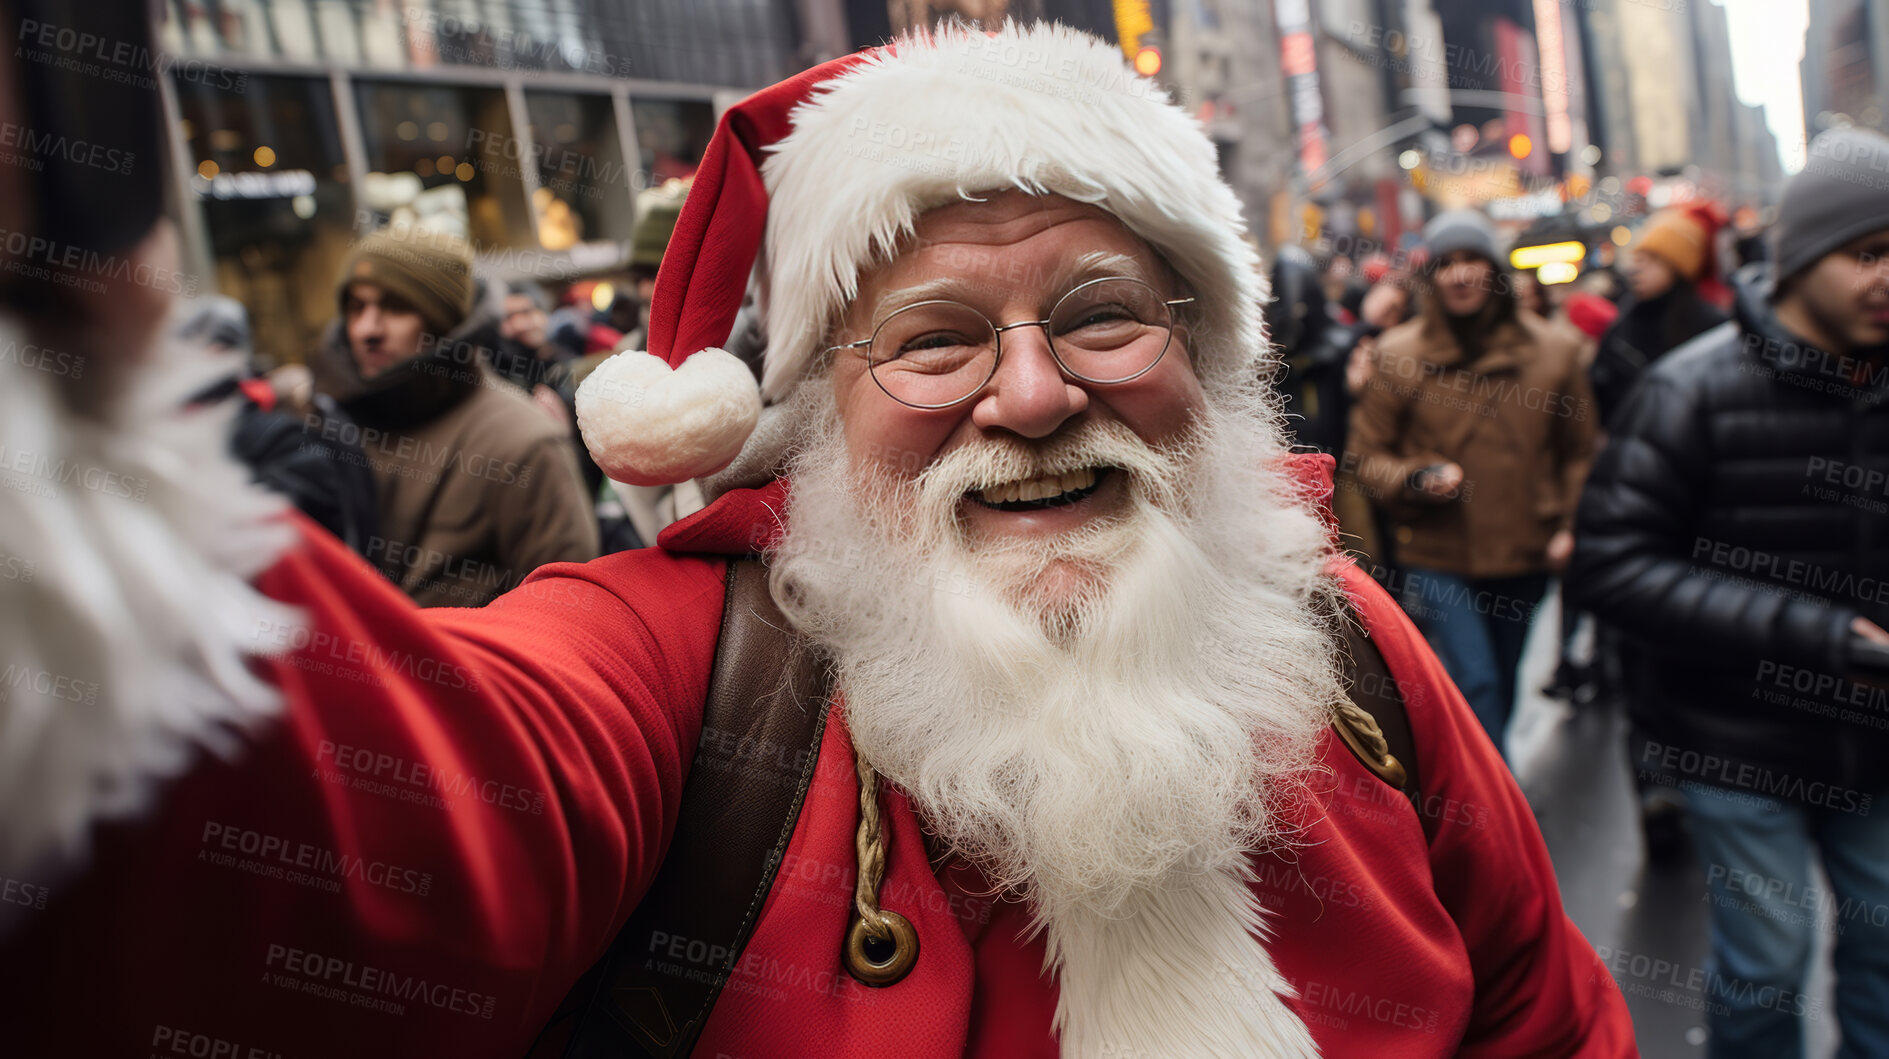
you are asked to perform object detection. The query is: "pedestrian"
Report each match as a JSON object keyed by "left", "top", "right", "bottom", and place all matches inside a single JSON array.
[
  {"left": 172, "top": 296, "right": 382, "bottom": 555},
  {"left": 1571, "top": 127, "right": 1889, "bottom": 1059},
  {"left": 1268, "top": 250, "right": 1412, "bottom": 458},
  {"left": 1578, "top": 204, "right": 1732, "bottom": 844},
  {"left": 1, "top": 24, "right": 1632, "bottom": 1057},
  {"left": 1539, "top": 289, "right": 1619, "bottom": 704},
  {"left": 1348, "top": 208, "right": 1599, "bottom": 757},
  {"left": 1590, "top": 202, "right": 1732, "bottom": 426},
  {"left": 1268, "top": 250, "right": 1408, "bottom": 566},
  {"left": 308, "top": 227, "right": 599, "bottom": 605},
  {"left": 1265, "top": 244, "right": 1348, "bottom": 453},
  {"left": 490, "top": 280, "right": 576, "bottom": 392}
]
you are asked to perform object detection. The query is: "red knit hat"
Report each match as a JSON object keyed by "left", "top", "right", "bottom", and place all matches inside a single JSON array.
[
  {"left": 574, "top": 23, "right": 1267, "bottom": 488},
  {"left": 1561, "top": 292, "right": 1619, "bottom": 340}
]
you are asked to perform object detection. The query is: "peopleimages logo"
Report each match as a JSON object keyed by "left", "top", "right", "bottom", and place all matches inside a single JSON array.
[
  {"left": 264, "top": 942, "right": 497, "bottom": 1019},
  {"left": 0, "top": 121, "right": 133, "bottom": 175},
  {"left": 14, "top": 19, "right": 246, "bottom": 92},
  {"left": 1640, "top": 740, "right": 1872, "bottom": 815},
  {"left": 314, "top": 739, "right": 545, "bottom": 816},
  {"left": 0, "top": 226, "right": 198, "bottom": 296},
  {"left": 401, "top": 7, "right": 628, "bottom": 76},
  {"left": 200, "top": 821, "right": 434, "bottom": 897},
  {"left": 1692, "top": 536, "right": 1889, "bottom": 607}
]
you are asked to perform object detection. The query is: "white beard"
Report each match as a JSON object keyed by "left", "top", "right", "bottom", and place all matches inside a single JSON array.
[
  {"left": 0, "top": 320, "right": 298, "bottom": 888},
  {"left": 770, "top": 378, "right": 1341, "bottom": 1058}
]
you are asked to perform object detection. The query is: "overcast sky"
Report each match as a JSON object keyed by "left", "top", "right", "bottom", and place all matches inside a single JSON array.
[{"left": 1717, "top": 0, "right": 1809, "bottom": 171}]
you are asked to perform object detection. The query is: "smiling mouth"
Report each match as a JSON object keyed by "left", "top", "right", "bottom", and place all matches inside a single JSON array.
[{"left": 969, "top": 466, "right": 1113, "bottom": 511}]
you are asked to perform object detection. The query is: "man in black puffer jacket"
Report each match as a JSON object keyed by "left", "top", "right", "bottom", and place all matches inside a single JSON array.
[{"left": 1570, "top": 128, "right": 1889, "bottom": 1059}]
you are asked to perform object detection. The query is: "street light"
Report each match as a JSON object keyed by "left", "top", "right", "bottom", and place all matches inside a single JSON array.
[
  {"left": 1537, "top": 261, "right": 1580, "bottom": 285},
  {"left": 1510, "top": 241, "right": 1585, "bottom": 271},
  {"left": 1508, "top": 133, "right": 1533, "bottom": 160}
]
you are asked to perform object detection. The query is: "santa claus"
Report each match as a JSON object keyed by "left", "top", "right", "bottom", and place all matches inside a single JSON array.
[{"left": 0, "top": 22, "right": 1632, "bottom": 1059}]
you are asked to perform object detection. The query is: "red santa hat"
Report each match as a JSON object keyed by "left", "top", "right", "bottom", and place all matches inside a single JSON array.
[{"left": 575, "top": 22, "right": 1265, "bottom": 487}]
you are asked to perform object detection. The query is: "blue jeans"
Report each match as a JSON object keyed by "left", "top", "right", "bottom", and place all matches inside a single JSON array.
[
  {"left": 1399, "top": 568, "right": 1548, "bottom": 757},
  {"left": 1686, "top": 782, "right": 1889, "bottom": 1059}
]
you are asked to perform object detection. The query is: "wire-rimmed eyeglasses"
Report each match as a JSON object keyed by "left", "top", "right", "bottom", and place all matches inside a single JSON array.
[{"left": 822, "top": 276, "right": 1196, "bottom": 410}]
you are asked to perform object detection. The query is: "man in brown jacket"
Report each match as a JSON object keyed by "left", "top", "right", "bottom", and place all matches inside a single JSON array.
[
  {"left": 1348, "top": 209, "right": 1596, "bottom": 757},
  {"left": 311, "top": 228, "right": 599, "bottom": 606}
]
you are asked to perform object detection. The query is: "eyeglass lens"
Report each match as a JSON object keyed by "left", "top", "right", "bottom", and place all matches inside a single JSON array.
[{"left": 867, "top": 278, "right": 1174, "bottom": 408}]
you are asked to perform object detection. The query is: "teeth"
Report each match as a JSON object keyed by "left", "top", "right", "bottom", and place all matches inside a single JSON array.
[{"left": 978, "top": 467, "right": 1101, "bottom": 505}]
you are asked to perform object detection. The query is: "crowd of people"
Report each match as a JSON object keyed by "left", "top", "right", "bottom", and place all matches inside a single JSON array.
[
  {"left": 1271, "top": 128, "right": 1889, "bottom": 1057},
  {"left": 74, "top": 87, "right": 1889, "bottom": 1059},
  {"left": 73, "top": 100, "right": 1889, "bottom": 1059},
  {"left": 166, "top": 177, "right": 712, "bottom": 612}
]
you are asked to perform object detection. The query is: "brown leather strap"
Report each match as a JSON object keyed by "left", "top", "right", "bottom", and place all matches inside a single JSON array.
[
  {"left": 1335, "top": 609, "right": 1420, "bottom": 801},
  {"left": 530, "top": 570, "right": 1413, "bottom": 1057},
  {"left": 541, "top": 558, "right": 832, "bottom": 1059}
]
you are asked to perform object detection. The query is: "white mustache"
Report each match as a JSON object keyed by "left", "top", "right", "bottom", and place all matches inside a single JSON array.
[{"left": 908, "top": 419, "right": 1193, "bottom": 530}]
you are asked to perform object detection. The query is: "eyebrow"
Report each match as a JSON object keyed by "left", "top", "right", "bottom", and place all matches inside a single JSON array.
[{"left": 866, "top": 250, "right": 1154, "bottom": 325}]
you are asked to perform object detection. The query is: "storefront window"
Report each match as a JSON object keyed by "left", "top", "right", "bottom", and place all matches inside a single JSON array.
[
  {"left": 165, "top": 0, "right": 409, "bottom": 69},
  {"left": 352, "top": 80, "right": 534, "bottom": 251},
  {"left": 173, "top": 72, "right": 354, "bottom": 366},
  {"left": 523, "top": 92, "right": 636, "bottom": 251},
  {"left": 630, "top": 98, "right": 716, "bottom": 185},
  {"left": 164, "top": 0, "right": 795, "bottom": 87}
]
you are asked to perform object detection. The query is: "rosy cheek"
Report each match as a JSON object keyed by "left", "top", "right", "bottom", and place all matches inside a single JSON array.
[
  {"left": 837, "top": 371, "right": 930, "bottom": 478},
  {"left": 1100, "top": 365, "right": 1203, "bottom": 444}
]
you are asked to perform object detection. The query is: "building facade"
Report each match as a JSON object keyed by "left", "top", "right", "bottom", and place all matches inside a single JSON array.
[
  {"left": 1802, "top": 0, "right": 1889, "bottom": 136},
  {"left": 159, "top": 0, "right": 806, "bottom": 365}
]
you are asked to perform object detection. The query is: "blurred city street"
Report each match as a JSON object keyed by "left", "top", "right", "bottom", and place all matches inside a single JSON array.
[
  {"left": 1516, "top": 593, "right": 1839, "bottom": 1059},
  {"left": 5, "top": 0, "right": 1889, "bottom": 1055}
]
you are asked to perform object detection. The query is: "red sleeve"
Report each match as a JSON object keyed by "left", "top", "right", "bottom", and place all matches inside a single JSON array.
[
  {"left": 0, "top": 515, "right": 725, "bottom": 1056},
  {"left": 1341, "top": 562, "right": 1637, "bottom": 1057}
]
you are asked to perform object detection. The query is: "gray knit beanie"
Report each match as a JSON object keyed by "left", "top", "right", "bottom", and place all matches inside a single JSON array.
[
  {"left": 1423, "top": 208, "right": 1500, "bottom": 265},
  {"left": 1773, "top": 128, "right": 1889, "bottom": 284}
]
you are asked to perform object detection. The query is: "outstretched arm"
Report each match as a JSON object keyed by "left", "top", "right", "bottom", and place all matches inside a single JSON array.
[{"left": 0, "top": 516, "right": 725, "bottom": 1056}]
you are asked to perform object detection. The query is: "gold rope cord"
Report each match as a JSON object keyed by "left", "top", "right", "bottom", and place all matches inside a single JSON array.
[
  {"left": 1333, "top": 694, "right": 1393, "bottom": 763},
  {"left": 851, "top": 745, "right": 897, "bottom": 938}
]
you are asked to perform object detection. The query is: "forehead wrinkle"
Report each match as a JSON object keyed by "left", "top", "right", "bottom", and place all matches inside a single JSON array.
[{"left": 867, "top": 249, "right": 1156, "bottom": 326}]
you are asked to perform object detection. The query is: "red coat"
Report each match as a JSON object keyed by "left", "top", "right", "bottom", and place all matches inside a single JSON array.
[{"left": 0, "top": 463, "right": 1635, "bottom": 1057}]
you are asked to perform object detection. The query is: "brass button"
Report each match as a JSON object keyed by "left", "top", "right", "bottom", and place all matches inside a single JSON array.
[
  {"left": 1396, "top": 525, "right": 1413, "bottom": 544},
  {"left": 843, "top": 910, "right": 919, "bottom": 987}
]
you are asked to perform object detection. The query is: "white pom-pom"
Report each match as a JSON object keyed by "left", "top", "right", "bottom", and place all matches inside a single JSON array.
[{"left": 575, "top": 348, "right": 762, "bottom": 487}]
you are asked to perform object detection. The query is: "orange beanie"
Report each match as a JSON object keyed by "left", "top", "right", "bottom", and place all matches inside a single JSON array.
[{"left": 1635, "top": 208, "right": 1710, "bottom": 281}]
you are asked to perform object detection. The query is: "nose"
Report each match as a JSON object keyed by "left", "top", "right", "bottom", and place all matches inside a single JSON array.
[{"left": 969, "top": 324, "right": 1089, "bottom": 438}]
